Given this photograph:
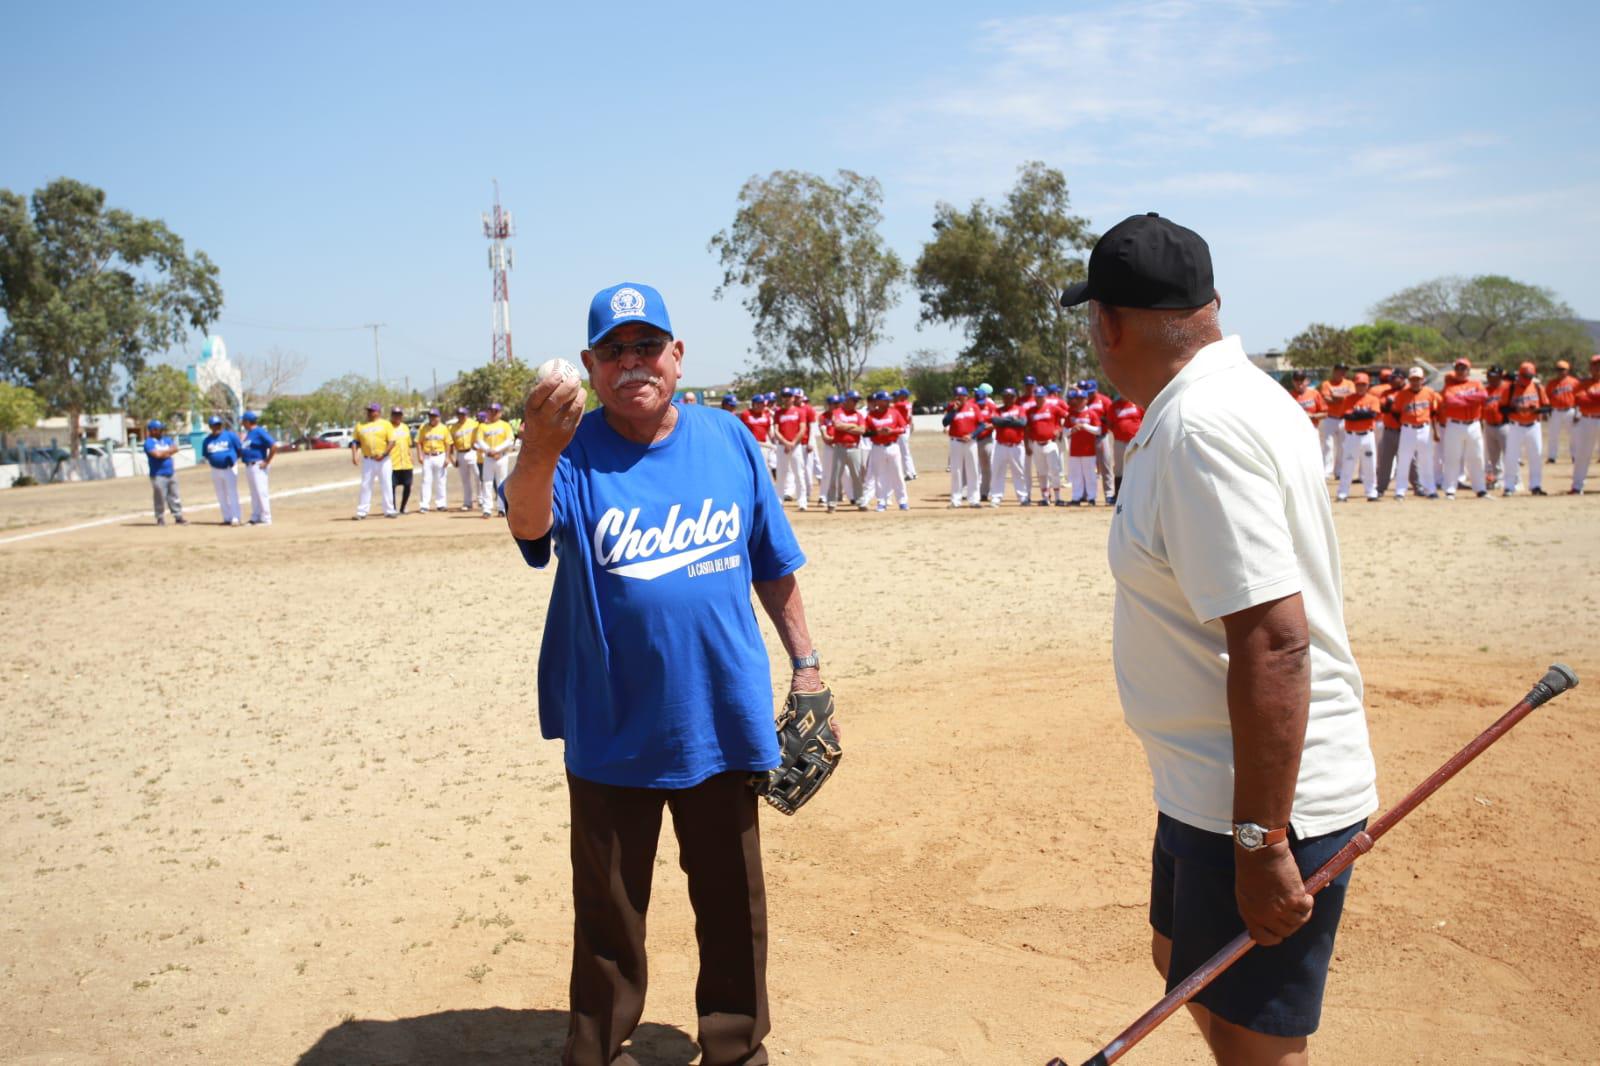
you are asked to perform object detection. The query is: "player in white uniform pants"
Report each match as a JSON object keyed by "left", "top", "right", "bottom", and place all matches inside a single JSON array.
[
  {"left": 1437, "top": 360, "right": 1487, "bottom": 499},
  {"left": 773, "top": 394, "right": 809, "bottom": 510},
  {"left": 892, "top": 389, "right": 917, "bottom": 480},
  {"left": 448, "top": 408, "right": 480, "bottom": 511},
  {"left": 988, "top": 389, "right": 1027, "bottom": 506},
  {"left": 239, "top": 411, "right": 277, "bottom": 524},
  {"left": 944, "top": 387, "right": 981, "bottom": 507},
  {"left": 351, "top": 403, "right": 396, "bottom": 518},
  {"left": 415, "top": 408, "right": 451, "bottom": 511},
  {"left": 475, "top": 403, "right": 515, "bottom": 516},
  {"left": 201, "top": 416, "right": 244, "bottom": 525},
  {"left": 1500, "top": 363, "right": 1548, "bottom": 496},
  {"left": 1570, "top": 355, "right": 1600, "bottom": 493},
  {"left": 1391, "top": 370, "right": 1439, "bottom": 499},
  {"left": 1335, "top": 378, "right": 1380, "bottom": 502},
  {"left": 861, "top": 391, "right": 909, "bottom": 510}
]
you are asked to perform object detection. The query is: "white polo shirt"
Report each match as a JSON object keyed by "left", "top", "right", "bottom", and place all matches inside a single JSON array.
[{"left": 1107, "top": 335, "right": 1378, "bottom": 838}]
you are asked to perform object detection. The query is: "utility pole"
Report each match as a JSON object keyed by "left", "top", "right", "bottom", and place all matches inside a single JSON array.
[
  {"left": 482, "top": 180, "right": 515, "bottom": 363},
  {"left": 364, "top": 322, "right": 386, "bottom": 383}
]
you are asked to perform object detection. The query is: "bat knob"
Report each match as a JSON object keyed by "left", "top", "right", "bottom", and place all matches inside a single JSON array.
[{"left": 1544, "top": 664, "right": 1579, "bottom": 696}]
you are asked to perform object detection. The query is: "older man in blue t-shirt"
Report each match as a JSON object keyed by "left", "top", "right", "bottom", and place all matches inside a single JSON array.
[
  {"left": 504, "top": 282, "right": 831, "bottom": 1066},
  {"left": 142, "top": 420, "right": 187, "bottom": 526}
]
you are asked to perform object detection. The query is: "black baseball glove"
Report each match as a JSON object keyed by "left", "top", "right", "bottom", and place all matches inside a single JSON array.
[{"left": 753, "top": 686, "right": 842, "bottom": 816}]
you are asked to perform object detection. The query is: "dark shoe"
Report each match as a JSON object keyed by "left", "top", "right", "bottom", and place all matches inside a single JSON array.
[
  {"left": 1531, "top": 487, "right": 1548, "bottom": 496},
  {"left": 175, "top": 517, "right": 188, "bottom": 525}
]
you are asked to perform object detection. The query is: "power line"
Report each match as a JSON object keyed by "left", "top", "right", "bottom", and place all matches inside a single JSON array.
[{"left": 218, "top": 317, "right": 370, "bottom": 333}]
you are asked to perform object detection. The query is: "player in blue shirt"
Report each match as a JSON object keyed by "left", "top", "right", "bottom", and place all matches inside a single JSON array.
[
  {"left": 239, "top": 411, "right": 277, "bottom": 524},
  {"left": 142, "top": 420, "right": 187, "bottom": 526},
  {"left": 200, "top": 416, "right": 245, "bottom": 526},
  {"left": 502, "top": 282, "right": 834, "bottom": 1066}
]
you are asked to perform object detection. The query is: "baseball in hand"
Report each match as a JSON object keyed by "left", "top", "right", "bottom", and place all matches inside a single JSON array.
[{"left": 534, "top": 358, "right": 579, "bottom": 386}]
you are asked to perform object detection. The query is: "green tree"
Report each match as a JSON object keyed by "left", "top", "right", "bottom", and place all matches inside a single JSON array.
[
  {"left": 903, "top": 348, "right": 958, "bottom": 405},
  {"left": 316, "top": 373, "right": 408, "bottom": 425},
  {"left": 710, "top": 170, "right": 904, "bottom": 393},
  {"left": 0, "top": 382, "right": 46, "bottom": 433},
  {"left": 1283, "top": 323, "right": 1354, "bottom": 370},
  {"left": 0, "top": 178, "right": 223, "bottom": 454},
  {"left": 1347, "top": 320, "right": 1447, "bottom": 368},
  {"left": 913, "top": 162, "right": 1095, "bottom": 388},
  {"left": 856, "top": 367, "right": 907, "bottom": 395},
  {"left": 125, "top": 364, "right": 199, "bottom": 427},
  {"left": 443, "top": 357, "right": 540, "bottom": 417},
  {"left": 262, "top": 392, "right": 342, "bottom": 440},
  {"left": 1371, "top": 275, "right": 1589, "bottom": 367}
]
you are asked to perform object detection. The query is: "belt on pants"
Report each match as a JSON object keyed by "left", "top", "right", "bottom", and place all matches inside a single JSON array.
[
  {"left": 1448, "top": 419, "right": 1478, "bottom": 425},
  {"left": 1343, "top": 429, "right": 1371, "bottom": 435}
]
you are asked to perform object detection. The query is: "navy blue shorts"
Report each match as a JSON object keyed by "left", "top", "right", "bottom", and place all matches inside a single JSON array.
[{"left": 1149, "top": 812, "right": 1365, "bottom": 1038}]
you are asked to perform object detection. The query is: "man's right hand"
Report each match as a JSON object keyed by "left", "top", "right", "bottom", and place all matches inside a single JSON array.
[
  {"left": 1235, "top": 843, "right": 1313, "bottom": 946},
  {"left": 521, "top": 373, "right": 586, "bottom": 464}
]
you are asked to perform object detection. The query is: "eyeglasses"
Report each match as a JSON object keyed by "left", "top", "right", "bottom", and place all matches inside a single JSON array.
[{"left": 589, "top": 336, "right": 673, "bottom": 363}]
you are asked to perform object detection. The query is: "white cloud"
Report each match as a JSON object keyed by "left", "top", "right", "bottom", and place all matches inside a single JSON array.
[{"left": 1347, "top": 134, "right": 1500, "bottom": 181}]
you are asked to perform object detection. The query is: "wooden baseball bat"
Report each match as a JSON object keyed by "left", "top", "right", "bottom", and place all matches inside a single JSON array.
[{"left": 1054, "top": 663, "right": 1580, "bottom": 1066}]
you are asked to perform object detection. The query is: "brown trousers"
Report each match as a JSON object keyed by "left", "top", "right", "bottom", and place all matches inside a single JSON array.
[{"left": 563, "top": 770, "right": 770, "bottom": 1066}]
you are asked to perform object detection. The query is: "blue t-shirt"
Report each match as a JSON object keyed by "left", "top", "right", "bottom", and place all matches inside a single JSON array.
[
  {"left": 202, "top": 431, "right": 243, "bottom": 469},
  {"left": 508, "top": 403, "right": 805, "bottom": 789},
  {"left": 144, "top": 436, "right": 175, "bottom": 478},
  {"left": 241, "top": 427, "right": 275, "bottom": 462}
]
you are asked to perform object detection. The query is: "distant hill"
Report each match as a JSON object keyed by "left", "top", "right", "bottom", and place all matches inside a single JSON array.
[{"left": 1578, "top": 319, "right": 1600, "bottom": 347}]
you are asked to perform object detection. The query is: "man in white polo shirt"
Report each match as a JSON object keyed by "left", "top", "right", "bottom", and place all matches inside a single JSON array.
[{"left": 1062, "top": 213, "right": 1378, "bottom": 1064}]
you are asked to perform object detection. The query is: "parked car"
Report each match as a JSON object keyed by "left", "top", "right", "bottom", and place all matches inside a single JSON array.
[{"left": 316, "top": 428, "right": 355, "bottom": 448}]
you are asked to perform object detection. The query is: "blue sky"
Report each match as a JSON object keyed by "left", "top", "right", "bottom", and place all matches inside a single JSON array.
[{"left": 4, "top": 0, "right": 1596, "bottom": 393}]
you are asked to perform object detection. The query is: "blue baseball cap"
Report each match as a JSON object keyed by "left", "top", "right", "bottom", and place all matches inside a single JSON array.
[
  {"left": 752, "top": 393, "right": 768, "bottom": 403},
  {"left": 207, "top": 415, "right": 222, "bottom": 426},
  {"left": 722, "top": 392, "right": 737, "bottom": 404},
  {"left": 1085, "top": 379, "right": 1099, "bottom": 392},
  {"left": 953, "top": 386, "right": 969, "bottom": 396},
  {"left": 1068, "top": 389, "right": 1086, "bottom": 400},
  {"left": 827, "top": 393, "right": 842, "bottom": 404},
  {"left": 845, "top": 389, "right": 862, "bottom": 401},
  {"left": 588, "top": 282, "right": 672, "bottom": 347},
  {"left": 1024, "top": 375, "right": 1037, "bottom": 385},
  {"left": 871, "top": 390, "right": 890, "bottom": 401},
  {"left": 147, "top": 419, "right": 164, "bottom": 431},
  {"left": 1002, "top": 386, "right": 1017, "bottom": 396},
  {"left": 366, "top": 402, "right": 381, "bottom": 412},
  {"left": 977, "top": 383, "right": 992, "bottom": 396},
  {"left": 1034, "top": 386, "right": 1047, "bottom": 397},
  {"left": 241, "top": 410, "right": 259, "bottom": 422},
  {"left": 1048, "top": 383, "right": 1063, "bottom": 394},
  {"left": 894, "top": 388, "right": 910, "bottom": 397}
]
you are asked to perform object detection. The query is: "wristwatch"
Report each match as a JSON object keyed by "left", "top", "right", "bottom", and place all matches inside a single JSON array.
[
  {"left": 1232, "top": 821, "right": 1288, "bottom": 851},
  {"left": 790, "top": 650, "right": 821, "bottom": 671}
]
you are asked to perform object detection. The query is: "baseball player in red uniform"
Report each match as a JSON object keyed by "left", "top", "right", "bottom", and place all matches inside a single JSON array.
[
  {"left": 774, "top": 391, "right": 810, "bottom": 510},
  {"left": 738, "top": 394, "right": 776, "bottom": 478},
  {"left": 891, "top": 388, "right": 917, "bottom": 480},
  {"left": 1436, "top": 357, "right": 1490, "bottom": 498},
  {"left": 1078, "top": 379, "right": 1115, "bottom": 500},
  {"left": 1064, "top": 389, "right": 1103, "bottom": 505},
  {"left": 989, "top": 387, "right": 1029, "bottom": 506},
  {"left": 1545, "top": 359, "right": 1579, "bottom": 464},
  {"left": 1570, "top": 354, "right": 1600, "bottom": 493},
  {"left": 944, "top": 387, "right": 981, "bottom": 507},
  {"left": 1108, "top": 394, "right": 1144, "bottom": 500},
  {"left": 1501, "top": 362, "right": 1549, "bottom": 495},
  {"left": 862, "top": 390, "right": 910, "bottom": 510},
  {"left": 1025, "top": 386, "right": 1065, "bottom": 505},
  {"left": 973, "top": 386, "right": 999, "bottom": 503},
  {"left": 824, "top": 390, "right": 868, "bottom": 511}
]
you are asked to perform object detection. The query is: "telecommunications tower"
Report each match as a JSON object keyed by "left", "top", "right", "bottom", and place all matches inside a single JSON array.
[{"left": 483, "top": 180, "right": 515, "bottom": 363}]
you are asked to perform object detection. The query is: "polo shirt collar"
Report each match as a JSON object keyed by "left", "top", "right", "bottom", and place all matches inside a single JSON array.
[{"left": 1130, "top": 334, "right": 1247, "bottom": 447}]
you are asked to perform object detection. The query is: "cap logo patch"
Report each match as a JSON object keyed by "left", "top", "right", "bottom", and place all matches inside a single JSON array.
[{"left": 610, "top": 287, "right": 646, "bottom": 320}]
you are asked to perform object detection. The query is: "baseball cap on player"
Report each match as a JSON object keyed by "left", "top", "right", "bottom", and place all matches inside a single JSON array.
[
  {"left": 1518, "top": 361, "right": 1536, "bottom": 376},
  {"left": 428, "top": 408, "right": 440, "bottom": 416},
  {"left": 588, "top": 282, "right": 672, "bottom": 347},
  {"left": 721, "top": 392, "right": 737, "bottom": 405},
  {"left": 207, "top": 415, "right": 222, "bottom": 426},
  {"left": 1002, "top": 386, "right": 1017, "bottom": 396},
  {"left": 490, "top": 402, "right": 503, "bottom": 411},
  {"left": 1453, "top": 357, "right": 1471, "bottom": 369},
  {"left": 241, "top": 410, "right": 259, "bottom": 422},
  {"left": 827, "top": 394, "right": 842, "bottom": 404},
  {"left": 1033, "top": 386, "right": 1046, "bottom": 397},
  {"left": 1048, "top": 384, "right": 1062, "bottom": 394},
  {"left": 1024, "top": 375, "right": 1037, "bottom": 386},
  {"left": 1556, "top": 360, "right": 1570, "bottom": 370},
  {"left": 456, "top": 406, "right": 469, "bottom": 415},
  {"left": 1060, "top": 212, "right": 1215, "bottom": 310},
  {"left": 977, "top": 383, "right": 992, "bottom": 396},
  {"left": 1591, "top": 353, "right": 1600, "bottom": 363},
  {"left": 147, "top": 419, "right": 164, "bottom": 430},
  {"left": 871, "top": 390, "right": 890, "bottom": 402},
  {"left": 1291, "top": 369, "right": 1308, "bottom": 380},
  {"left": 1353, "top": 372, "right": 1371, "bottom": 385},
  {"left": 752, "top": 393, "right": 767, "bottom": 405},
  {"left": 953, "top": 386, "right": 969, "bottom": 396},
  {"left": 845, "top": 389, "right": 862, "bottom": 401},
  {"left": 894, "top": 388, "right": 910, "bottom": 397},
  {"left": 390, "top": 405, "right": 404, "bottom": 414},
  {"left": 366, "top": 402, "right": 381, "bottom": 412},
  {"left": 1407, "top": 367, "right": 1425, "bottom": 381}
]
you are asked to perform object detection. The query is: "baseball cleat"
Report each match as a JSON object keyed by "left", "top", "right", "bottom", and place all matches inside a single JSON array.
[{"left": 1531, "top": 487, "right": 1548, "bottom": 496}]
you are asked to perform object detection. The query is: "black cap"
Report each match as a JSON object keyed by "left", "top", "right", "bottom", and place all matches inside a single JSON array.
[
  {"left": 1332, "top": 363, "right": 1349, "bottom": 371},
  {"left": 1060, "top": 212, "right": 1216, "bottom": 310}
]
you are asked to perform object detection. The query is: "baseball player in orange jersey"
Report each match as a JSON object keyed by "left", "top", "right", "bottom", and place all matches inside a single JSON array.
[
  {"left": 1500, "top": 362, "right": 1550, "bottom": 495},
  {"left": 1568, "top": 354, "right": 1600, "bottom": 494},
  {"left": 1436, "top": 358, "right": 1490, "bottom": 498},
  {"left": 1317, "top": 364, "right": 1356, "bottom": 476},
  {"left": 1288, "top": 370, "right": 1326, "bottom": 426},
  {"left": 1480, "top": 367, "right": 1507, "bottom": 487},
  {"left": 1544, "top": 359, "right": 1579, "bottom": 463},
  {"left": 1391, "top": 367, "right": 1441, "bottom": 499},
  {"left": 1335, "top": 373, "right": 1382, "bottom": 502},
  {"left": 861, "top": 390, "right": 910, "bottom": 510},
  {"left": 891, "top": 389, "right": 917, "bottom": 480}
]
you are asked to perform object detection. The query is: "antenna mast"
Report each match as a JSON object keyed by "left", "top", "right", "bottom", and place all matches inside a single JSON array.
[{"left": 483, "top": 179, "right": 515, "bottom": 363}]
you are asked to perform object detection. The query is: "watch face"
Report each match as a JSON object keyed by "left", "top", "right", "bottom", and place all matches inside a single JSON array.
[{"left": 1236, "top": 823, "right": 1264, "bottom": 849}]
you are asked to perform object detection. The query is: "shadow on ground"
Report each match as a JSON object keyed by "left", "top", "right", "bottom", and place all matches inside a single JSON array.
[{"left": 295, "top": 1007, "right": 698, "bottom": 1065}]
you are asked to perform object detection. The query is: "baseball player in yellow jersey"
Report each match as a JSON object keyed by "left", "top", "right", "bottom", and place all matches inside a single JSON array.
[
  {"left": 350, "top": 402, "right": 397, "bottom": 519},
  {"left": 449, "top": 406, "right": 481, "bottom": 511},
  {"left": 387, "top": 406, "right": 416, "bottom": 514},
  {"left": 415, "top": 408, "right": 451, "bottom": 512},
  {"left": 474, "top": 401, "right": 515, "bottom": 518}
]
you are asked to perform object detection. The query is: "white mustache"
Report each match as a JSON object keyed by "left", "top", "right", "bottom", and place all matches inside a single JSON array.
[{"left": 616, "top": 367, "right": 660, "bottom": 387}]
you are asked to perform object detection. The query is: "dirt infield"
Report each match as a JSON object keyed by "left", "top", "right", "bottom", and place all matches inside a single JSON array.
[{"left": 2, "top": 441, "right": 1596, "bottom": 1065}]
